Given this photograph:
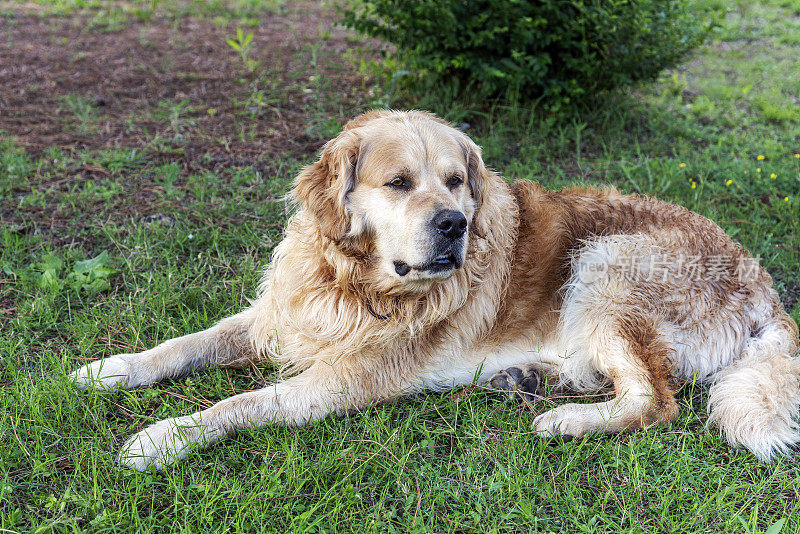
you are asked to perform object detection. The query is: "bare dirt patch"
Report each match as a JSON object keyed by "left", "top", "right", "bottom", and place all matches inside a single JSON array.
[{"left": 0, "top": 2, "right": 381, "bottom": 160}]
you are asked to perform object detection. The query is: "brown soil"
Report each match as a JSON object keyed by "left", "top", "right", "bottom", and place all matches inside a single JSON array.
[{"left": 0, "top": 1, "right": 382, "bottom": 161}]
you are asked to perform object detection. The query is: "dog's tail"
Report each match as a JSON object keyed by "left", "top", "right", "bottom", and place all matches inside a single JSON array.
[{"left": 707, "top": 314, "right": 800, "bottom": 461}]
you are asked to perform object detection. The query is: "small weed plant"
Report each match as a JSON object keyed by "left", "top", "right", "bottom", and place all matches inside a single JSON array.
[{"left": 226, "top": 27, "right": 258, "bottom": 73}]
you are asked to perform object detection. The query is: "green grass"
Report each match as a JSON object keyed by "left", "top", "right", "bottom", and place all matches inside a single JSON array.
[
  {"left": 2, "top": 0, "right": 800, "bottom": 532},
  {"left": 9, "top": 0, "right": 287, "bottom": 27}
]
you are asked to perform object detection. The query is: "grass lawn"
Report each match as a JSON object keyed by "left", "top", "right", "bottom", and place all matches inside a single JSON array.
[{"left": 2, "top": 0, "right": 800, "bottom": 532}]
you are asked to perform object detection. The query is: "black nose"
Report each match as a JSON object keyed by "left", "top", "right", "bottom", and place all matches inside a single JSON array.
[{"left": 432, "top": 210, "right": 467, "bottom": 240}]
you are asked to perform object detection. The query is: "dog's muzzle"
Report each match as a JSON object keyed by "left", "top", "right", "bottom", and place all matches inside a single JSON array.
[{"left": 394, "top": 210, "right": 467, "bottom": 277}]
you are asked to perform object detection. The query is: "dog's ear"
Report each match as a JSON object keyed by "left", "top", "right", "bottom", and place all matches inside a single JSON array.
[
  {"left": 459, "top": 135, "right": 491, "bottom": 238},
  {"left": 292, "top": 130, "right": 360, "bottom": 241}
]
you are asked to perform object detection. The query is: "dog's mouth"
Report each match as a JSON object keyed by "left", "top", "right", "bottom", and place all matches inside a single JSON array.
[
  {"left": 394, "top": 253, "right": 462, "bottom": 277},
  {"left": 425, "top": 253, "right": 461, "bottom": 273}
]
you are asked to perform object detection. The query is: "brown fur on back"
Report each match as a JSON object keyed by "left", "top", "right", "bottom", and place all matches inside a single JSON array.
[{"left": 489, "top": 182, "right": 773, "bottom": 343}]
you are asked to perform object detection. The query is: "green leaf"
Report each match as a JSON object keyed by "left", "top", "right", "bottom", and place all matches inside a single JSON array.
[
  {"left": 38, "top": 269, "right": 61, "bottom": 292},
  {"left": 72, "top": 250, "right": 109, "bottom": 274},
  {"left": 66, "top": 251, "right": 116, "bottom": 295},
  {"left": 766, "top": 518, "right": 787, "bottom": 534},
  {"left": 34, "top": 255, "right": 63, "bottom": 292}
]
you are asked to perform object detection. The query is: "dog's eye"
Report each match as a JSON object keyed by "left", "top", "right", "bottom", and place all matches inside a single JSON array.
[
  {"left": 387, "top": 176, "right": 408, "bottom": 189},
  {"left": 447, "top": 174, "right": 463, "bottom": 188}
]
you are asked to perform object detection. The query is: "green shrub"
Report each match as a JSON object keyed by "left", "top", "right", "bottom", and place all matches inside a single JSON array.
[{"left": 342, "top": 0, "right": 718, "bottom": 111}]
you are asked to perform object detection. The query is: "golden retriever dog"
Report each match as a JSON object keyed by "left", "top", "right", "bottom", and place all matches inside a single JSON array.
[{"left": 71, "top": 110, "right": 800, "bottom": 470}]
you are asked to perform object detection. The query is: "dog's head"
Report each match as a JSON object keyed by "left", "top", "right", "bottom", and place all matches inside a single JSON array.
[{"left": 292, "top": 110, "right": 492, "bottom": 292}]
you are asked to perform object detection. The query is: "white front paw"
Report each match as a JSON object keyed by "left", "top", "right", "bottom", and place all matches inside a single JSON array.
[
  {"left": 532, "top": 404, "right": 589, "bottom": 439},
  {"left": 120, "top": 416, "right": 204, "bottom": 471},
  {"left": 70, "top": 356, "right": 132, "bottom": 391}
]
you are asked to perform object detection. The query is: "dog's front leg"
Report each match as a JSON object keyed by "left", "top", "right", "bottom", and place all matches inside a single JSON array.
[
  {"left": 119, "top": 360, "right": 377, "bottom": 470},
  {"left": 71, "top": 310, "right": 258, "bottom": 391}
]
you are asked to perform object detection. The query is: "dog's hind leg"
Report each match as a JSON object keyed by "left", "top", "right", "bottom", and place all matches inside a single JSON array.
[
  {"left": 527, "top": 235, "right": 686, "bottom": 439},
  {"left": 532, "top": 310, "right": 679, "bottom": 439},
  {"left": 70, "top": 309, "right": 258, "bottom": 391}
]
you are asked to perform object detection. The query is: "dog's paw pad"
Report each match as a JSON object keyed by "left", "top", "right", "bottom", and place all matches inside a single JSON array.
[{"left": 489, "top": 366, "right": 541, "bottom": 403}]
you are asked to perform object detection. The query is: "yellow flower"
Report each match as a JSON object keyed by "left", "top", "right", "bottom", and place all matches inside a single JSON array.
[
  {"left": 786, "top": 197, "right": 790, "bottom": 202},
  {"left": 726, "top": 179, "right": 733, "bottom": 186},
  {"left": 679, "top": 163, "right": 686, "bottom": 168},
  {"left": 757, "top": 155, "right": 765, "bottom": 160},
  {"left": 795, "top": 154, "right": 800, "bottom": 159},
  {"left": 757, "top": 168, "right": 761, "bottom": 173},
  {"left": 770, "top": 173, "right": 777, "bottom": 179},
  {"left": 691, "top": 182, "right": 696, "bottom": 189}
]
